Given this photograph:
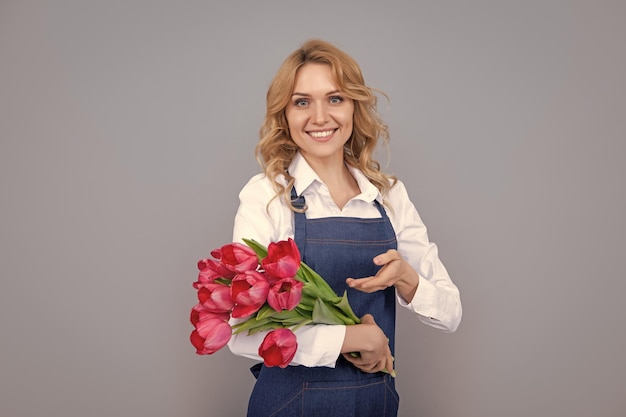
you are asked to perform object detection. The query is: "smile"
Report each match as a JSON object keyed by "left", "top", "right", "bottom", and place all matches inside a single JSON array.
[{"left": 308, "top": 129, "right": 337, "bottom": 138}]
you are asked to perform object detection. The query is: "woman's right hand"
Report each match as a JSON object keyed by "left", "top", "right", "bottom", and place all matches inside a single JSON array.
[{"left": 340, "top": 314, "right": 394, "bottom": 375}]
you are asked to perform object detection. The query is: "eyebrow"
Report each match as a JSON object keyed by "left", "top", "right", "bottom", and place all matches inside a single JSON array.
[{"left": 291, "top": 90, "right": 341, "bottom": 97}]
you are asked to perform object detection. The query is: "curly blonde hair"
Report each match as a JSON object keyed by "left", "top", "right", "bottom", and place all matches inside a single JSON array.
[{"left": 256, "top": 39, "right": 396, "bottom": 211}]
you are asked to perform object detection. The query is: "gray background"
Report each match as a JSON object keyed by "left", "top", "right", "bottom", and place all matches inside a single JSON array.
[{"left": 1, "top": 1, "right": 625, "bottom": 416}]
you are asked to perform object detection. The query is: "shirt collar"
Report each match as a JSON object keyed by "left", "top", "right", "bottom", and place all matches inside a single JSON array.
[
  {"left": 288, "top": 152, "right": 318, "bottom": 195},
  {"left": 288, "top": 152, "right": 383, "bottom": 204},
  {"left": 347, "top": 164, "right": 383, "bottom": 204}
]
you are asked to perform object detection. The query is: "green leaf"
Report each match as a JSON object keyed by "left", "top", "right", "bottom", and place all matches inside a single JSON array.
[
  {"left": 291, "top": 319, "right": 313, "bottom": 332},
  {"left": 247, "top": 322, "right": 283, "bottom": 335},
  {"left": 242, "top": 238, "right": 268, "bottom": 261},
  {"left": 301, "top": 282, "right": 326, "bottom": 300},
  {"left": 333, "top": 291, "right": 361, "bottom": 324},
  {"left": 270, "top": 309, "right": 297, "bottom": 319},
  {"left": 296, "top": 267, "right": 311, "bottom": 284},
  {"left": 214, "top": 277, "right": 232, "bottom": 286},
  {"left": 312, "top": 298, "right": 346, "bottom": 325},
  {"left": 295, "top": 303, "right": 313, "bottom": 313},
  {"left": 231, "top": 317, "right": 274, "bottom": 334},
  {"left": 299, "top": 262, "right": 337, "bottom": 299},
  {"left": 255, "top": 304, "right": 277, "bottom": 321},
  {"left": 279, "top": 317, "right": 310, "bottom": 325}
]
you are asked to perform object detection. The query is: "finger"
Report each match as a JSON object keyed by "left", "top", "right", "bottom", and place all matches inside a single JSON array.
[
  {"left": 356, "top": 364, "right": 376, "bottom": 373},
  {"left": 346, "top": 276, "right": 390, "bottom": 293},
  {"left": 348, "top": 260, "right": 401, "bottom": 290},
  {"left": 342, "top": 353, "right": 374, "bottom": 370},
  {"left": 360, "top": 314, "right": 374, "bottom": 324},
  {"left": 373, "top": 249, "right": 401, "bottom": 266},
  {"left": 358, "top": 360, "right": 381, "bottom": 373},
  {"left": 385, "top": 347, "right": 395, "bottom": 375},
  {"left": 351, "top": 358, "right": 389, "bottom": 374},
  {"left": 358, "top": 360, "right": 378, "bottom": 372},
  {"left": 346, "top": 277, "right": 373, "bottom": 292}
]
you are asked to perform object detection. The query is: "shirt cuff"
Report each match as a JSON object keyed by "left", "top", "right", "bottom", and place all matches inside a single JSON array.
[{"left": 397, "top": 275, "right": 437, "bottom": 318}]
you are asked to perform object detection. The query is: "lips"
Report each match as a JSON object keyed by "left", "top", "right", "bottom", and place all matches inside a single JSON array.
[{"left": 307, "top": 128, "right": 337, "bottom": 141}]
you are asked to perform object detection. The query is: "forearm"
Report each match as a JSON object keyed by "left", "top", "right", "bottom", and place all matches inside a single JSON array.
[
  {"left": 393, "top": 259, "right": 420, "bottom": 303},
  {"left": 228, "top": 321, "right": 346, "bottom": 368}
]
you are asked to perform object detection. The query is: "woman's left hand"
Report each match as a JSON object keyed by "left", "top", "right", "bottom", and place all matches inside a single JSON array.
[{"left": 346, "top": 249, "right": 419, "bottom": 301}]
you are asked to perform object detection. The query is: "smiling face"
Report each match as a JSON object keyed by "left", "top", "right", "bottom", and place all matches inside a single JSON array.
[{"left": 285, "top": 63, "right": 354, "bottom": 166}]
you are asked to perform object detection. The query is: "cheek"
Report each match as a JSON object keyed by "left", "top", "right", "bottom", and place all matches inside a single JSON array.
[
  {"left": 342, "top": 103, "right": 355, "bottom": 125},
  {"left": 286, "top": 112, "right": 307, "bottom": 132},
  {"left": 341, "top": 109, "right": 355, "bottom": 127}
]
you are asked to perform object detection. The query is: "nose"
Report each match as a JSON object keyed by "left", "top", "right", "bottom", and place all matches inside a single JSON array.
[{"left": 312, "top": 103, "right": 329, "bottom": 125}]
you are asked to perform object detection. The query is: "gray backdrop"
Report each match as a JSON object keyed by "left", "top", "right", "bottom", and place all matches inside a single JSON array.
[{"left": 1, "top": 1, "right": 625, "bottom": 416}]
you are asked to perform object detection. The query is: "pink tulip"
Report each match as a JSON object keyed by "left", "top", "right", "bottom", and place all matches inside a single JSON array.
[
  {"left": 262, "top": 238, "right": 301, "bottom": 282},
  {"left": 267, "top": 278, "right": 303, "bottom": 312},
  {"left": 258, "top": 328, "right": 298, "bottom": 368},
  {"left": 197, "top": 283, "right": 234, "bottom": 313},
  {"left": 190, "top": 306, "right": 229, "bottom": 327},
  {"left": 189, "top": 308, "right": 231, "bottom": 355},
  {"left": 230, "top": 271, "right": 270, "bottom": 318},
  {"left": 212, "top": 243, "right": 259, "bottom": 274},
  {"left": 194, "top": 258, "right": 235, "bottom": 288}
]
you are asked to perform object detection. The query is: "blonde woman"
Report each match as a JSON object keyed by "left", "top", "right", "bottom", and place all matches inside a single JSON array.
[{"left": 229, "top": 39, "right": 462, "bottom": 417}]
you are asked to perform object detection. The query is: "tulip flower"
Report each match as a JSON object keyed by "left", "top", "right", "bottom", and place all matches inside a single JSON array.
[
  {"left": 267, "top": 277, "right": 303, "bottom": 312},
  {"left": 190, "top": 306, "right": 230, "bottom": 327},
  {"left": 190, "top": 308, "right": 232, "bottom": 355},
  {"left": 194, "top": 258, "right": 235, "bottom": 288},
  {"left": 197, "top": 283, "right": 234, "bottom": 313},
  {"left": 189, "top": 238, "right": 366, "bottom": 368},
  {"left": 258, "top": 328, "right": 298, "bottom": 368},
  {"left": 230, "top": 271, "right": 270, "bottom": 318},
  {"left": 212, "top": 243, "right": 259, "bottom": 274},
  {"left": 262, "top": 238, "right": 301, "bottom": 282}
]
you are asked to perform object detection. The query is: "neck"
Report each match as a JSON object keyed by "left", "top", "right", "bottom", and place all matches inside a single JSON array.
[
  {"left": 301, "top": 153, "right": 349, "bottom": 186},
  {"left": 301, "top": 153, "right": 360, "bottom": 209}
]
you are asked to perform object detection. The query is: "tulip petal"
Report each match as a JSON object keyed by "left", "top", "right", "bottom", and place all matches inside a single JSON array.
[
  {"left": 258, "top": 328, "right": 297, "bottom": 368},
  {"left": 267, "top": 278, "right": 303, "bottom": 312},
  {"left": 230, "top": 271, "right": 270, "bottom": 318}
]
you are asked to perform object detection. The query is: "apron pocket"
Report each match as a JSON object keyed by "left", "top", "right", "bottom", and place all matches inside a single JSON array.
[{"left": 301, "top": 376, "right": 395, "bottom": 417}]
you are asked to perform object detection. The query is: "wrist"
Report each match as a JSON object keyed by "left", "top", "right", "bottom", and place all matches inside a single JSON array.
[
  {"left": 341, "top": 323, "right": 379, "bottom": 354},
  {"left": 394, "top": 260, "right": 419, "bottom": 302}
]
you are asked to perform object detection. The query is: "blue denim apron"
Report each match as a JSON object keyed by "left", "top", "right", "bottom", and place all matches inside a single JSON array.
[{"left": 246, "top": 189, "right": 399, "bottom": 417}]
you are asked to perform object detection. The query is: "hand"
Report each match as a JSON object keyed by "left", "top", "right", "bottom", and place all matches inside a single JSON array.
[
  {"left": 346, "top": 249, "right": 403, "bottom": 292},
  {"left": 346, "top": 250, "right": 419, "bottom": 301},
  {"left": 341, "top": 314, "right": 394, "bottom": 375}
]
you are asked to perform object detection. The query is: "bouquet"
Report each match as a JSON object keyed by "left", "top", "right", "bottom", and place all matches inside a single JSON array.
[{"left": 189, "top": 238, "right": 362, "bottom": 368}]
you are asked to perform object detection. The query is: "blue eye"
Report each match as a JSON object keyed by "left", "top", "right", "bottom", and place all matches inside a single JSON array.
[
  {"left": 294, "top": 98, "right": 309, "bottom": 107},
  {"left": 329, "top": 96, "right": 344, "bottom": 104}
]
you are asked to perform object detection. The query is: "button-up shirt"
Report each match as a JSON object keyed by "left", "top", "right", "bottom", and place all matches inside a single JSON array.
[{"left": 228, "top": 152, "right": 462, "bottom": 367}]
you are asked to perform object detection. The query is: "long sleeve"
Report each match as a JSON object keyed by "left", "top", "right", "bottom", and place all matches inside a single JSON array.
[
  {"left": 228, "top": 174, "right": 346, "bottom": 368},
  {"left": 226, "top": 157, "right": 462, "bottom": 368},
  {"left": 386, "top": 181, "right": 462, "bottom": 332}
]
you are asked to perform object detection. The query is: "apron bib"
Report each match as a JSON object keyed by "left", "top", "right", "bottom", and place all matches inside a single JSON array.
[{"left": 246, "top": 189, "right": 399, "bottom": 417}]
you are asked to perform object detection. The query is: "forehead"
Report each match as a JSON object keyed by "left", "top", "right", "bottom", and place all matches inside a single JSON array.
[{"left": 292, "top": 63, "right": 338, "bottom": 93}]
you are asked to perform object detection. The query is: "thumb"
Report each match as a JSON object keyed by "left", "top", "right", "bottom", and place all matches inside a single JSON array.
[{"left": 360, "top": 314, "right": 375, "bottom": 324}]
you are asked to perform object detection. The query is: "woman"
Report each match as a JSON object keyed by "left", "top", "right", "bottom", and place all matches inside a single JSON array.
[{"left": 229, "top": 39, "right": 462, "bottom": 417}]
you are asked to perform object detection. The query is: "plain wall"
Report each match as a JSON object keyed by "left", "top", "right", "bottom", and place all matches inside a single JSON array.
[{"left": 1, "top": 1, "right": 625, "bottom": 416}]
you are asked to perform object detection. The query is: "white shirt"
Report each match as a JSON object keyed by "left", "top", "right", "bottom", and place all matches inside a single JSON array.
[{"left": 228, "top": 152, "right": 462, "bottom": 367}]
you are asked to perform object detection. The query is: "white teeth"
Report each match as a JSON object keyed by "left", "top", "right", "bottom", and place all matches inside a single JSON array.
[{"left": 309, "top": 130, "right": 335, "bottom": 138}]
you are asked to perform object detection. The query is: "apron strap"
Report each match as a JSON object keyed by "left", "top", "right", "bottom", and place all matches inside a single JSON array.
[{"left": 291, "top": 187, "right": 307, "bottom": 255}]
